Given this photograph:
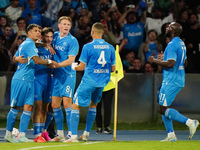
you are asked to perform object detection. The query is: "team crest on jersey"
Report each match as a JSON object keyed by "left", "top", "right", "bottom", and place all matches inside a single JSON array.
[
  {"left": 63, "top": 42, "right": 67, "bottom": 46},
  {"left": 137, "top": 25, "right": 141, "bottom": 28},
  {"left": 34, "top": 48, "right": 38, "bottom": 53}
]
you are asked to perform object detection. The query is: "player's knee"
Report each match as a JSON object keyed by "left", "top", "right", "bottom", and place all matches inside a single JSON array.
[
  {"left": 72, "top": 103, "right": 80, "bottom": 110},
  {"left": 51, "top": 101, "right": 60, "bottom": 108},
  {"left": 89, "top": 101, "right": 97, "bottom": 108},
  {"left": 24, "top": 105, "right": 33, "bottom": 112},
  {"left": 158, "top": 105, "right": 167, "bottom": 115}
]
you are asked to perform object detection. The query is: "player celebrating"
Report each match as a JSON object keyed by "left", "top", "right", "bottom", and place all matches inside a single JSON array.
[
  {"left": 148, "top": 22, "right": 199, "bottom": 141},
  {"left": 65, "top": 22, "right": 116, "bottom": 142},
  {"left": 32, "top": 27, "right": 55, "bottom": 142},
  {"left": 4, "top": 24, "right": 57, "bottom": 143},
  {"left": 51, "top": 16, "right": 79, "bottom": 141}
]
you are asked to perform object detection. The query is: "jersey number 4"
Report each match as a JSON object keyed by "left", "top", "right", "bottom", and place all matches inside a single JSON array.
[{"left": 97, "top": 51, "right": 107, "bottom": 67}]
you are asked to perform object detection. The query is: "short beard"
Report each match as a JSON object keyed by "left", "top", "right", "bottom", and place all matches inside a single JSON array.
[{"left": 165, "top": 32, "right": 172, "bottom": 38}]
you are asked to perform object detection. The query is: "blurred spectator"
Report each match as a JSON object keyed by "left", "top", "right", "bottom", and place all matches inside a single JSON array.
[
  {"left": 41, "top": 0, "right": 63, "bottom": 27},
  {"left": 0, "top": 34, "right": 11, "bottom": 72},
  {"left": 19, "top": 0, "right": 45, "bottom": 9},
  {"left": 143, "top": 30, "right": 162, "bottom": 62},
  {"left": 21, "top": 0, "right": 47, "bottom": 26},
  {"left": 99, "top": 7, "right": 110, "bottom": 21},
  {"left": 154, "top": 0, "right": 173, "bottom": 17},
  {"left": 3, "top": 25, "right": 13, "bottom": 49},
  {"left": 51, "top": 7, "right": 78, "bottom": 31},
  {"left": 176, "top": 9, "right": 190, "bottom": 42},
  {"left": 0, "top": 16, "right": 15, "bottom": 37},
  {"left": 195, "top": 3, "right": 200, "bottom": 24},
  {"left": 118, "top": 6, "right": 146, "bottom": 57},
  {"left": 156, "top": 22, "right": 170, "bottom": 50},
  {"left": 119, "top": 38, "right": 128, "bottom": 52},
  {"left": 91, "top": 0, "right": 111, "bottom": 22},
  {"left": 0, "top": 34, "right": 11, "bottom": 106},
  {"left": 145, "top": 5, "right": 173, "bottom": 37},
  {"left": 65, "top": 0, "right": 88, "bottom": 14},
  {"left": 0, "top": 0, "right": 10, "bottom": 15},
  {"left": 10, "top": 35, "right": 26, "bottom": 68},
  {"left": 5, "top": 0, "right": 23, "bottom": 33},
  {"left": 138, "top": 29, "right": 162, "bottom": 65},
  {"left": 143, "top": 62, "right": 154, "bottom": 73},
  {"left": 109, "top": 6, "right": 123, "bottom": 44},
  {"left": 101, "top": 19, "right": 116, "bottom": 46},
  {"left": 72, "top": 15, "right": 91, "bottom": 61},
  {"left": 132, "top": 58, "right": 143, "bottom": 73},
  {"left": 185, "top": 13, "right": 200, "bottom": 73},
  {"left": 122, "top": 50, "right": 135, "bottom": 73},
  {"left": 78, "top": 7, "right": 92, "bottom": 18},
  {"left": 72, "top": 15, "right": 91, "bottom": 39},
  {"left": 10, "top": 17, "right": 27, "bottom": 46}
]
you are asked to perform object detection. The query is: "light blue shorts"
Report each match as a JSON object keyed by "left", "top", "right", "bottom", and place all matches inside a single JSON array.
[
  {"left": 159, "top": 83, "right": 182, "bottom": 106},
  {"left": 34, "top": 75, "right": 52, "bottom": 103},
  {"left": 10, "top": 79, "right": 34, "bottom": 107},
  {"left": 73, "top": 82, "right": 103, "bottom": 107},
  {"left": 52, "top": 74, "right": 76, "bottom": 98}
]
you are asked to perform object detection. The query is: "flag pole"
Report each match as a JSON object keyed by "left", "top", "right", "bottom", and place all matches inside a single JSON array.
[{"left": 113, "top": 45, "right": 119, "bottom": 141}]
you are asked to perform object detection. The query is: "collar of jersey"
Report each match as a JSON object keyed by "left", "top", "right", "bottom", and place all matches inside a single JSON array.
[{"left": 93, "top": 39, "right": 104, "bottom": 42}]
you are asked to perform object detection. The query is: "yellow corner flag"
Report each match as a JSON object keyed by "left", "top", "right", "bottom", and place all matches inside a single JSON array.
[{"left": 103, "top": 45, "right": 124, "bottom": 92}]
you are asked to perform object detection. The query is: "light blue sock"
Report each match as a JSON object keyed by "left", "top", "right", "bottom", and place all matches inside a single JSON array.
[
  {"left": 33, "top": 123, "right": 41, "bottom": 135},
  {"left": 162, "top": 115, "right": 174, "bottom": 133},
  {"left": 19, "top": 111, "right": 31, "bottom": 133},
  {"left": 6, "top": 108, "right": 19, "bottom": 131},
  {"left": 40, "top": 123, "right": 45, "bottom": 133},
  {"left": 165, "top": 108, "right": 188, "bottom": 124},
  {"left": 65, "top": 107, "right": 71, "bottom": 132},
  {"left": 44, "top": 111, "right": 53, "bottom": 130},
  {"left": 53, "top": 107, "right": 63, "bottom": 130},
  {"left": 85, "top": 108, "right": 96, "bottom": 132},
  {"left": 70, "top": 110, "right": 79, "bottom": 135}
]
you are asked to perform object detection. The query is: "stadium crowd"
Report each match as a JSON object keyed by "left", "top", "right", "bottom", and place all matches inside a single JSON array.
[
  {"left": 0, "top": 0, "right": 200, "bottom": 74},
  {"left": 0, "top": 0, "right": 200, "bottom": 143}
]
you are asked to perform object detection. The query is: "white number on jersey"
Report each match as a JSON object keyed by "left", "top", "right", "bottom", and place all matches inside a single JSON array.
[{"left": 97, "top": 51, "right": 107, "bottom": 67}]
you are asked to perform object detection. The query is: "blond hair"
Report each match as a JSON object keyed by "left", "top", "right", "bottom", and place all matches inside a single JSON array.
[
  {"left": 58, "top": 16, "right": 72, "bottom": 24},
  {"left": 92, "top": 22, "right": 104, "bottom": 34}
]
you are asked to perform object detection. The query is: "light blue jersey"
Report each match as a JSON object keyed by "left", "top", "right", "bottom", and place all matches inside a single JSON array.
[
  {"left": 13, "top": 38, "right": 38, "bottom": 82},
  {"left": 122, "top": 22, "right": 144, "bottom": 52},
  {"left": 35, "top": 47, "right": 53, "bottom": 78},
  {"left": 34, "top": 47, "right": 53, "bottom": 102},
  {"left": 162, "top": 37, "right": 186, "bottom": 87},
  {"left": 52, "top": 31, "right": 79, "bottom": 77},
  {"left": 79, "top": 39, "right": 116, "bottom": 87},
  {"left": 144, "top": 42, "right": 158, "bottom": 61}
]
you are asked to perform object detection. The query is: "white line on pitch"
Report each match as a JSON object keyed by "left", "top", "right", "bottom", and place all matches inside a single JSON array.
[{"left": 18, "top": 141, "right": 104, "bottom": 150}]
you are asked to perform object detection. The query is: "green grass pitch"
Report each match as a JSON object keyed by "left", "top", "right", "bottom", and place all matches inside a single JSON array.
[{"left": 1, "top": 141, "right": 200, "bottom": 150}]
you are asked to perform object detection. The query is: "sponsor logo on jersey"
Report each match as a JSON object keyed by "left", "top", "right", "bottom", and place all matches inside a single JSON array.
[
  {"left": 54, "top": 44, "right": 65, "bottom": 51},
  {"left": 128, "top": 32, "right": 142, "bottom": 37}
]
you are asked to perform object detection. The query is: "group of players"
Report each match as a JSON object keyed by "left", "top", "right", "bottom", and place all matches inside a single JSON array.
[
  {"left": 4, "top": 16, "right": 115, "bottom": 143},
  {"left": 3, "top": 15, "right": 200, "bottom": 143}
]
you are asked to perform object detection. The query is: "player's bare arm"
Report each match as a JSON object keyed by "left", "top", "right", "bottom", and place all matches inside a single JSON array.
[
  {"left": 148, "top": 56, "right": 175, "bottom": 68},
  {"left": 32, "top": 55, "right": 58, "bottom": 67},
  {"left": 74, "top": 62, "right": 86, "bottom": 71},
  {"left": 13, "top": 55, "right": 28, "bottom": 64},
  {"left": 111, "top": 65, "right": 116, "bottom": 72},
  {"left": 56, "top": 55, "right": 76, "bottom": 68}
]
